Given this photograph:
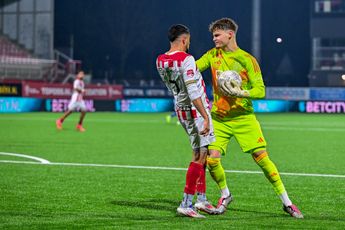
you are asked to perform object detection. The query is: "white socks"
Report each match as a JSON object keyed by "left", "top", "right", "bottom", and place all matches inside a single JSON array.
[
  {"left": 279, "top": 191, "right": 292, "bottom": 206},
  {"left": 221, "top": 187, "right": 230, "bottom": 198}
]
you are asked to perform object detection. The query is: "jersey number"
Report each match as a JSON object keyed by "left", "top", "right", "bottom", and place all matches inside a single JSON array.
[{"left": 163, "top": 68, "right": 180, "bottom": 95}]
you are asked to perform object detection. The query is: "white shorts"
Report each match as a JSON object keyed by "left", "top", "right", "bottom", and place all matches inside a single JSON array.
[
  {"left": 176, "top": 109, "right": 215, "bottom": 150},
  {"left": 68, "top": 100, "right": 86, "bottom": 112}
]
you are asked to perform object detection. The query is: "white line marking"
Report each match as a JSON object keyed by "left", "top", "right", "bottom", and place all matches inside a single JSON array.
[
  {"left": 0, "top": 152, "right": 50, "bottom": 164},
  {"left": 0, "top": 159, "right": 344, "bottom": 178}
]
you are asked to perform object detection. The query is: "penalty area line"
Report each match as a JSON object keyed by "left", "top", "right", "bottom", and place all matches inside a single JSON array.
[
  {"left": 0, "top": 152, "right": 50, "bottom": 164},
  {"left": 0, "top": 159, "right": 344, "bottom": 179}
]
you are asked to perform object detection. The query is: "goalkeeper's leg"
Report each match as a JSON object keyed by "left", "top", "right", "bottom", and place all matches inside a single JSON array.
[
  {"left": 207, "top": 150, "right": 233, "bottom": 214},
  {"left": 252, "top": 148, "right": 303, "bottom": 218},
  {"left": 252, "top": 149, "right": 286, "bottom": 195}
]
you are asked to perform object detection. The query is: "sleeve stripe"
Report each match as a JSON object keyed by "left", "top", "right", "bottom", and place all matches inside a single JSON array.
[
  {"left": 185, "top": 80, "right": 197, "bottom": 86},
  {"left": 250, "top": 56, "right": 260, "bottom": 73}
]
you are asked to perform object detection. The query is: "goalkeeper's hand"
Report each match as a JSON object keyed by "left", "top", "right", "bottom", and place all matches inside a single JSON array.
[{"left": 220, "top": 80, "right": 250, "bottom": 98}]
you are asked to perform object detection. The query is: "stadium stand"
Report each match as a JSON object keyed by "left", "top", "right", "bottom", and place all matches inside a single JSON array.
[
  {"left": 0, "top": 36, "right": 31, "bottom": 58},
  {"left": 0, "top": 34, "right": 83, "bottom": 83},
  {"left": 0, "top": 34, "right": 57, "bottom": 82}
]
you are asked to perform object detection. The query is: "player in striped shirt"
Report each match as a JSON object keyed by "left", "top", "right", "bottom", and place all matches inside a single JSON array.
[
  {"left": 56, "top": 70, "right": 87, "bottom": 132},
  {"left": 156, "top": 24, "right": 216, "bottom": 218}
]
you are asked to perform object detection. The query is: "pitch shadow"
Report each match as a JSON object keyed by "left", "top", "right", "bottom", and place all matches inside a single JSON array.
[{"left": 110, "top": 198, "right": 178, "bottom": 213}]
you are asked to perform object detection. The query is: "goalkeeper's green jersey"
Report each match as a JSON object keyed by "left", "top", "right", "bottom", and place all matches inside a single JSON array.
[{"left": 196, "top": 47, "right": 265, "bottom": 119}]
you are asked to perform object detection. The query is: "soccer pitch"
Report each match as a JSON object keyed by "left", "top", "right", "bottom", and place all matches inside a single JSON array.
[{"left": 1, "top": 112, "right": 344, "bottom": 229}]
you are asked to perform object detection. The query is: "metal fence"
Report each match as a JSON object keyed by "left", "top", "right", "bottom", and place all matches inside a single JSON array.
[{"left": 0, "top": 55, "right": 57, "bottom": 81}]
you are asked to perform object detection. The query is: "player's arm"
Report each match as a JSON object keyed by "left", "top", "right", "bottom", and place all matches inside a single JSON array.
[
  {"left": 245, "top": 56, "right": 265, "bottom": 99},
  {"left": 192, "top": 97, "right": 210, "bottom": 136},
  {"left": 221, "top": 56, "right": 265, "bottom": 99},
  {"left": 183, "top": 56, "right": 210, "bottom": 135},
  {"left": 196, "top": 51, "right": 211, "bottom": 73}
]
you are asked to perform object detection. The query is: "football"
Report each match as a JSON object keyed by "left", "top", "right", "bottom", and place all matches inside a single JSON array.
[{"left": 217, "top": 70, "right": 242, "bottom": 87}]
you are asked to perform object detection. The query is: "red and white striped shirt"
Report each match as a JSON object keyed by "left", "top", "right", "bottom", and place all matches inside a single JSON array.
[
  {"left": 71, "top": 79, "right": 84, "bottom": 102},
  {"left": 156, "top": 51, "right": 209, "bottom": 116}
]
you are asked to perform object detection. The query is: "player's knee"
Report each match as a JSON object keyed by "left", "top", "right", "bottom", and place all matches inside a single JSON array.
[
  {"left": 192, "top": 147, "right": 208, "bottom": 164},
  {"left": 251, "top": 148, "right": 268, "bottom": 163},
  {"left": 209, "top": 149, "right": 222, "bottom": 158},
  {"left": 252, "top": 151, "right": 281, "bottom": 183},
  {"left": 206, "top": 157, "right": 221, "bottom": 169}
]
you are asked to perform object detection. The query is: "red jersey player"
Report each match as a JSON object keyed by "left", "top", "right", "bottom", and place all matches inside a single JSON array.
[
  {"left": 156, "top": 24, "right": 216, "bottom": 218},
  {"left": 56, "top": 70, "right": 87, "bottom": 132}
]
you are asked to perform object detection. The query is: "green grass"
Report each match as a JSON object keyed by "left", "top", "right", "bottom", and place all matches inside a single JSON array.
[{"left": 0, "top": 112, "right": 345, "bottom": 229}]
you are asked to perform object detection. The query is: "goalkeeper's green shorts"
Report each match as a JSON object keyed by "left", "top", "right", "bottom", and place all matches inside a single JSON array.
[{"left": 209, "top": 114, "right": 267, "bottom": 155}]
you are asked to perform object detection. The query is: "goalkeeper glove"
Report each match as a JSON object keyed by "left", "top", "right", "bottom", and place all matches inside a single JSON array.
[{"left": 220, "top": 80, "right": 250, "bottom": 98}]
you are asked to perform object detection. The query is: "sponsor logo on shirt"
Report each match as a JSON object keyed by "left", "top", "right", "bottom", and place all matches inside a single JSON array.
[{"left": 186, "top": 69, "right": 194, "bottom": 77}]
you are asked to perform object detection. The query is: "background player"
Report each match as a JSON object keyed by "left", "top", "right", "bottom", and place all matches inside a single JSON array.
[
  {"left": 165, "top": 111, "right": 180, "bottom": 125},
  {"left": 156, "top": 24, "right": 216, "bottom": 218},
  {"left": 56, "top": 70, "right": 87, "bottom": 132},
  {"left": 196, "top": 18, "right": 303, "bottom": 218}
]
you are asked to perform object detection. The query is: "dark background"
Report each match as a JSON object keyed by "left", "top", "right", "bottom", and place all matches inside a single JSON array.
[{"left": 54, "top": 0, "right": 310, "bottom": 86}]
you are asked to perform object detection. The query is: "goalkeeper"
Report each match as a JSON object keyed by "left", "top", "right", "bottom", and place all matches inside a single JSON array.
[{"left": 196, "top": 17, "right": 303, "bottom": 218}]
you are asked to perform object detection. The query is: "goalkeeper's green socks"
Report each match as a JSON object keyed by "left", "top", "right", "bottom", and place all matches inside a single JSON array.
[
  {"left": 207, "top": 157, "right": 230, "bottom": 197},
  {"left": 254, "top": 152, "right": 294, "bottom": 206},
  {"left": 254, "top": 152, "right": 286, "bottom": 196}
]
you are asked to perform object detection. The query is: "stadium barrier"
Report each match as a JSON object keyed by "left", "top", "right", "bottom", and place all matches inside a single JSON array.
[
  {"left": 0, "top": 83, "right": 22, "bottom": 97},
  {"left": 3, "top": 97, "right": 345, "bottom": 114},
  {"left": 0, "top": 97, "right": 43, "bottom": 113},
  {"left": 2, "top": 84, "right": 345, "bottom": 113},
  {"left": 21, "top": 82, "right": 123, "bottom": 100},
  {"left": 44, "top": 99, "right": 116, "bottom": 112},
  {"left": 115, "top": 98, "right": 173, "bottom": 112},
  {"left": 302, "top": 101, "right": 345, "bottom": 113},
  {"left": 123, "top": 87, "right": 172, "bottom": 98},
  {"left": 265, "top": 87, "right": 345, "bottom": 101}
]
